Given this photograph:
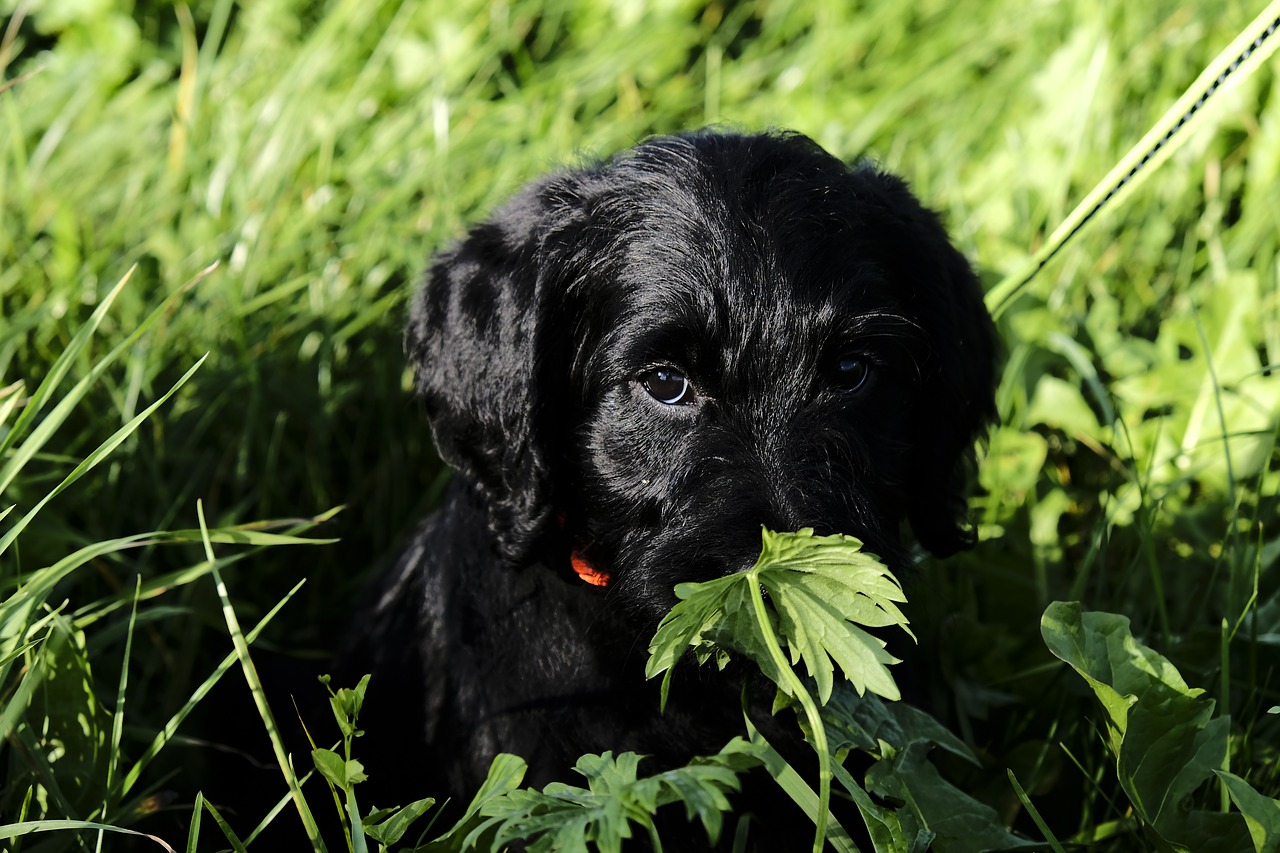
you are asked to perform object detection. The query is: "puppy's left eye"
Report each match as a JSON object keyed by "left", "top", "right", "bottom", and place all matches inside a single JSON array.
[
  {"left": 834, "top": 355, "right": 871, "bottom": 392},
  {"left": 641, "top": 368, "right": 694, "bottom": 405}
]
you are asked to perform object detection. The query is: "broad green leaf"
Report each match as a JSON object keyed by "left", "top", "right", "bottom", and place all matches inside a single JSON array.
[
  {"left": 312, "top": 747, "right": 349, "bottom": 788},
  {"left": 362, "top": 796, "right": 437, "bottom": 845},
  {"left": 865, "top": 742, "right": 1037, "bottom": 852},
  {"left": 820, "top": 685, "right": 979, "bottom": 768},
  {"left": 978, "top": 427, "right": 1048, "bottom": 502},
  {"left": 1042, "top": 602, "right": 1253, "bottom": 851},
  {"left": 813, "top": 686, "right": 1031, "bottom": 851},
  {"left": 1026, "top": 374, "right": 1103, "bottom": 439},
  {"left": 1217, "top": 771, "right": 1280, "bottom": 853}
]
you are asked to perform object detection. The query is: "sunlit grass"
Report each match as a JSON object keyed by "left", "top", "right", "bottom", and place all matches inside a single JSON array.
[{"left": 1, "top": 0, "right": 1278, "bottom": 849}]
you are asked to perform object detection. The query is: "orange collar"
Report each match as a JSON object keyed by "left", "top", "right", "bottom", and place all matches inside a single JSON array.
[{"left": 570, "top": 549, "right": 611, "bottom": 587}]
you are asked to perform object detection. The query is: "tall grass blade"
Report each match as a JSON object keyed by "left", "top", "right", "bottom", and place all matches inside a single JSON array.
[
  {"left": 0, "top": 264, "right": 214, "bottom": 498},
  {"left": 0, "top": 381, "right": 23, "bottom": 430},
  {"left": 186, "top": 792, "right": 204, "bottom": 853},
  {"left": 121, "top": 578, "right": 307, "bottom": 796},
  {"left": 0, "top": 630, "right": 58, "bottom": 747},
  {"left": 198, "top": 501, "right": 324, "bottom": 851},
  {"left": 0, "top": 355, "right": 207, "bottom": 560},
  {"left": 104, "top": 577, "right": 141, "bottom": 798},
  {"left": 0, "top": 268, "right": 134, "bottom": 463},
  {"left": 0, "top": 820, "right": 177, "bottom": 851},
  {"left": 243, "top": 771, "right": 317, "bottom": 848},
  {"left": 198, "top": 798, "right": 249, "bottom": 853},
  {"left": 1007, "top": 769, "right": 1066, "bottom": 853}
]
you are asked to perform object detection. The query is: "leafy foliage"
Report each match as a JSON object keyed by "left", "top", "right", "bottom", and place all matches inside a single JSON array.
[
  {"left": 3, "top": 0, "right": 1280, "bottom": 850},
  {"left": 1042, "top": 601, "right": 1280, "bottom": 852},
  {"left": 469, "top": 745, "right": 760, "bottom": 853},
  {"left": 648, "top": 527, "right": 911, "bottom": 706}
]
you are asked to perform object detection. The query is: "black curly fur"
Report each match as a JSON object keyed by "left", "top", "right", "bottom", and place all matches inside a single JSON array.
[{"left": 349, "top": 129, "right": 997, "bottom": 846}]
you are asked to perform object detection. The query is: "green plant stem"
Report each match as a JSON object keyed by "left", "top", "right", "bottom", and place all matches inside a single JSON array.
[
  {"left": 199, "top": 503, "right": 324, "bottom": 852},
  {"left": 1220, "top": 617, "right": 1230, "bottom": 813},
  {"left": 747, "top": 573, "right": 831, "bottom": 853},
  {"left": 645, "top": 818, "right": 664, "bottom": 853}
]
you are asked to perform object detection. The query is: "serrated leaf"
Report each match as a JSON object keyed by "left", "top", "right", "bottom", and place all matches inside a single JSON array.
[
  {"left": 648, "top": 528, "right": 910, "bottom": 706},
  {"left": 772, "top": 581, "right": 901, "bottom": 702},
  {"left": 472, "top": 744, "right": 755, "bottom": 853},
  {"left": 424, "top": 753, "right": 527, "bottom": 852},
  {"left": 646, "top": 574, "right": 739, "bottom": 710}
]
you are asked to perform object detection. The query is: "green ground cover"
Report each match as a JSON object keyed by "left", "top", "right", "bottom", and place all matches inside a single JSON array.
[{"left": 2, "top": 0, "right": 1279, "bottom": 849}]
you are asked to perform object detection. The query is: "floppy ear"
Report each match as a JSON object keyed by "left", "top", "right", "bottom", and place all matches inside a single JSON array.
[
  {"left": 405, "top": 174, "right": 586, "bottom": 565},
  {"left": 859, "top": 170, "right": 1000, "bottom": 557}
]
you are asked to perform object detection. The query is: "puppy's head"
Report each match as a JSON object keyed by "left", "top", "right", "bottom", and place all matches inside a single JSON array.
[{"left": 408, "top": 130, "right": 996, "bottom": 617}]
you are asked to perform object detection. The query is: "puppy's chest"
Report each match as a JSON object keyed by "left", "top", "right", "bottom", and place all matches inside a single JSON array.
[{"left": 445, "top": 561, "right": 635, "bottom": 698}]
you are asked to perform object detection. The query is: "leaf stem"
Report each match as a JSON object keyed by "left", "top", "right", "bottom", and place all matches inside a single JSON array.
[{"left": 747, "top": 572, "right": 831, "bottom": 853}]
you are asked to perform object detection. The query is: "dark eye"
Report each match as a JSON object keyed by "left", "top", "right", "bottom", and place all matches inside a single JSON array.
[
  {"left": 641, "top": 368, "right": 694, "bottom": 405},
  {"left": 835, "top": 355, "right": 870, "bottom": 392}
]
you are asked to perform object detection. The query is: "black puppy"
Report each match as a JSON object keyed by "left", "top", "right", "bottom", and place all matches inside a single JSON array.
[{"left": 350, "top": 129, "right": 996, "bottom": 837}]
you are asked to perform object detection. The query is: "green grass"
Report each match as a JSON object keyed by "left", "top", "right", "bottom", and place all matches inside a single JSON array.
[{"left": 2, "top": 0, "right": 1279, "bottom": 849}]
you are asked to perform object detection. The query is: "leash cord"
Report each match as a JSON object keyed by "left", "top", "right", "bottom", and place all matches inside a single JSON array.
[{"left": 987, "top": 3, "right": 1280, "bottom": 318}]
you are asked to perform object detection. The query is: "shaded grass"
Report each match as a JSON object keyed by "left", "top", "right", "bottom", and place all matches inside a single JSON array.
[{"left": 1, "top": 0, "right": 1278, "bottom": 849}]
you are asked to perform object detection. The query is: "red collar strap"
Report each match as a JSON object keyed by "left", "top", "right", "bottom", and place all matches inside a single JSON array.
[
  {"left": 556, "top": 513, "right": 612, "bottom": 587},
  {"left": 571, "top": 549, "right": 611, "bottom": 587}
]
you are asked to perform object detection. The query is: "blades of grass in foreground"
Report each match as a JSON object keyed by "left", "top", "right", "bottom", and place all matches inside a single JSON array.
[
  {"left": 986, "top": 0, "right": 1280, "bottom": 317},
  {"left": 185, "top": 792, "right": 204, "bottom": 853},
  {"left": 197, "top": 797, "right": 249, "bottom": 853},
  {"left": 0, "top": 820, "right": 177, "bottom": 852},
  {"left": 0, "top": 267, "right": 134, "bottom": 465},
  {"left": 742, "top": 715, "right": 860, "bottom": 853},
  {"left": 0, "top": 381, "right": 23, "bottom": 430},
  {"left": 244, "top": 770, "right": 318, "bottom": 848},
  {"left": 122, "top": 577, "right": 308, "bottom": 796},
  {"left": 0, "top": 615, "right": 67, "bottom": 766},
  {"left": 104, "top": 578, "right": 142, "bottom": 805},
  {"left": 1007, "top": 769, "right": 1066, "bottom": 853},
  {"left": 0, "top": 515, "right": 332, "bottom": 720},
  {"left": 0, "top": 355, "right": 207, "bottom": 560},
  {"left": 197, "top": 501, "right": 324, "bottom": 852},
  {"left": 0, "top": 263, "right": 213, "bottom": 496}
]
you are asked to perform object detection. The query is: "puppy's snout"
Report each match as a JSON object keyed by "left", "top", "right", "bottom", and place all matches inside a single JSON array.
[{"left": 712, "top": 494, "right": 834, "bottom": 575}]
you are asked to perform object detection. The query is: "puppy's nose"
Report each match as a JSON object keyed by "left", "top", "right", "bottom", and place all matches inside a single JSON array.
[{"left": 721, "top": 511, "right": 833, "bottom": 575}]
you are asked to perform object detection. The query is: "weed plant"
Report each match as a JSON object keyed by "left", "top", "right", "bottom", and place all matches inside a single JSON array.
[{"left": 2, "top": 0, "right": 1279, "bottom": 850}]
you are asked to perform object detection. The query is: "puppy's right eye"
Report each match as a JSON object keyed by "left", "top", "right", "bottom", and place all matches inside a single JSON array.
[{"left": 640, "top": 368, "right": 694, "bottom": 405}]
